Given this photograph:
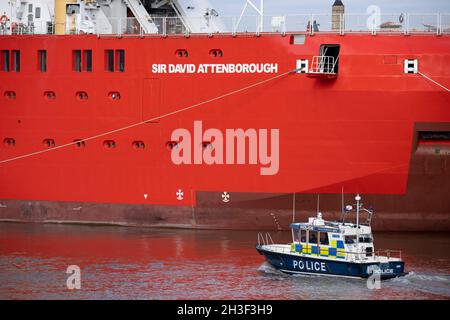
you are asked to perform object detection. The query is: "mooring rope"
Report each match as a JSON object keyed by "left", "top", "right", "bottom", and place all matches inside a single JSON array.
[
  {"left": 418, "top": 71, "right": 450, "bottom": 92},
  {"left": 0, "top": 68, "right": 299, "bottom": 165}
]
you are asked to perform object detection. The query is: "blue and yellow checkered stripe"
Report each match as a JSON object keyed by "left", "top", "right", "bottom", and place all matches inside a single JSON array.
[{"left": 291, "top": 240, "right": 345, "bottom": 259}]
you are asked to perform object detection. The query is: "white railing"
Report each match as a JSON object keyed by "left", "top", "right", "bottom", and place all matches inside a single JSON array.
[
  {"left": 375, "top": 249, "right": 402, "bottom": 260},
  {"left": 1, "top": 13, "right": 449, "bottom": 36},
  {"left": 309, "top": 56, "right": 337, "bottom": 74},
  {"left": 257, "top": 232, "right": 274, "bottom": 246},
  {"left": 260, "top": 244, "right": 292, "bottom": 254}
]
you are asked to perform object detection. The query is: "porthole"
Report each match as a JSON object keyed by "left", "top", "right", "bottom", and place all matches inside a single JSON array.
[
  {"left": 3, "top": 138, "right": 16, "bottom": 147},
  {"left": 103, "top": 140, "right": 116, "bottom": 149},
  {"left": 132, "top": 141, "right": 145, "bottom": 149},
  {"left": 73, "top": 139, "right": 86, "bottom": 148},
  {"left": 165, "top": 141, "right": 178, "bottom": 151},
  {"left": 44, "top": 91, "right": 56, "bottom": 100},
  {"left": 4, "top": 91, "right": 16, "bottom": 99},
  {"left": 76, "top": 91, "right": 88, "bottom": 100},
  {"left": 209, "top": 49, "right": 223, "bottom": 58},
  {"left": 43, "top": 138, "right": 55, "bottom": 147},
  {"left": 202, "top": 141, "right": 213, "bottom": 150},
  {"left": 175, "top": 49, "right": 188, "bottom": 58},
  {"left": 108, "top": 91, "right": 120, "bottom": 100}
]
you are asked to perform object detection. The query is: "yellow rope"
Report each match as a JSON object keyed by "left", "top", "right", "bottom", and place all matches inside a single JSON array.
[
  {"left": 0, "top": 68, "right": 299, "bottom": 164},
  {"left": 418, "top": 71, "right": 450, "bottom": 92}
]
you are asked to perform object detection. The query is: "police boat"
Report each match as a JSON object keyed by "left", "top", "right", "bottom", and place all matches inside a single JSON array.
[{"left": 256, "top": 194, "right": 407, "bottom": 279}]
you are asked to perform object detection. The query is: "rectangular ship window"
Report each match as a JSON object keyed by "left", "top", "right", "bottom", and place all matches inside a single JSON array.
[
  {"left": 12, "top": 50, "right": 20, "bottom": 72},
  {"left": 319, "top": 232, "right": 329, "bottom": 245},
  {"left": 105, "top": 49, "right": 114, "bottom": 72},
  {"left": 83, "top": 50, "right": 92, "bottom": 72},
  {"left": 116, "top": 49, "right": 125, "bottom": 72},
  {"left": 35, "top": 7, "right": 41, "bottom": 19},
  {"left": 1, "top": 50, "right": 9, "bottom": 72},
  {"left": 38, "top": 50, "right": 46, "bottom": 72},
  {"left": 308, "top": 231, "right": 318, "bottom": 244},
  {"left": 73, "top": 50, "right": 81, "bottom": 72}
]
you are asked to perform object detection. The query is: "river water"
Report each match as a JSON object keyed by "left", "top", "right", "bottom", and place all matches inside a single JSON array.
[{"left": 0, "top": 222, "right": 449, "bottom": 300}]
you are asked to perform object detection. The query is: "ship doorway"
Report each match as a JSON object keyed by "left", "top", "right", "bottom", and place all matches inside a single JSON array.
[
  {"left": 319, "top": 44, "right": 340, "bottom": 73},
  {"left": 142, "top": 78, "right": 161, "bottom": 123}
]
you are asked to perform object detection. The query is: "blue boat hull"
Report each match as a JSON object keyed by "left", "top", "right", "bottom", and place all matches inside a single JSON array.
[{"left": 256, "top": 245, "right": 406, "bottom": 279}]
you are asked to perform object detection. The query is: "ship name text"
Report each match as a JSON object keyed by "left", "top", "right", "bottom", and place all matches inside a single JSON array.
[{"left": 152, "top": 63, "right": 278, "bottom": 74}]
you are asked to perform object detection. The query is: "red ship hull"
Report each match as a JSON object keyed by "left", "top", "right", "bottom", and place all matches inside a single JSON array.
[{"left": 0, "top": 33, "right": 449, "bottom": 230}]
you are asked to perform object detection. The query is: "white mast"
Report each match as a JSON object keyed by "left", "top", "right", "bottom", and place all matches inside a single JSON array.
[
  {"left": 292, "top": 192, "right": 295, "bottom": 222},
  {"left": 355, "top": 194, "right": 361, "bottom": 259},
  {"left": 236, "top": 0, "right": 264, "bottom": 33}
]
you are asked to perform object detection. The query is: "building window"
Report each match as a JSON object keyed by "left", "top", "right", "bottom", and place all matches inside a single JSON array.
[
  {"left": 105, "top": 49, "right": 114, "bottom": 72},
  {"left": 38, "top": 50, "right": 46, "bottom": 72},
  {"left": 28, "top": 4, "right": 33, "bottom": 13},
  {"left": 12, "top": 50, "right": 20, "bottom": 72},
  {"left": 1, "top": 50, "right": 9, "bottom": 72},
  {"left": 83, "top": 50, "right": 92, "bottom": 72},
  {"left": 35, "top": 7, "right": 41, "bottom": 19},
  {"left": 116, "top": 50, "right": 125, "bottom": 72},
  {"left": 73, "top": 50, "right": 81, "bottom": 72}
]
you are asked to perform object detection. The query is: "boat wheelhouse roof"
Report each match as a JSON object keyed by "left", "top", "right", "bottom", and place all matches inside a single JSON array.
[
  {"left": 290, "top": 222, "right": 341, "bottom": 233},
  {"left": 290, "top": 218, "right": 369, "bottom": 234}
]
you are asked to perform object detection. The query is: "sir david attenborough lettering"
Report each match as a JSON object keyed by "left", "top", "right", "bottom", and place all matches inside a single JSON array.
[{"left": 152, "top": 63, "right": 278, "bottom": 74}]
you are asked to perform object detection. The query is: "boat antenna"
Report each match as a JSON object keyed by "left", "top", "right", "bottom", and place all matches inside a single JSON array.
[
  {"left": 355, "top": 194, "right": 361, "bottom": 260},
  {"left": 317, "top": 194, "right": 320, "bottom": 214},
  {"left": 292, "top": 192, "right": 296, "bottom": 222}
]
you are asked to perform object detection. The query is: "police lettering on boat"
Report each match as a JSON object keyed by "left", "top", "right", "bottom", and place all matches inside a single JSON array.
[{"left": 256, "top": 194, "right": 407, "bottom": 279}]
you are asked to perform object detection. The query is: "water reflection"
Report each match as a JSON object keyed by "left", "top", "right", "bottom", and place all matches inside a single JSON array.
[{"left": 0, "top": 223, "right": 449, "bottom": 299}]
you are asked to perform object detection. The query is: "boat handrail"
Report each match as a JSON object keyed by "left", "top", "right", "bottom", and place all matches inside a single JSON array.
[
  {"left": 257, "top": 232, "right": 265, "bottom": 246},
  {"left": 261, "top": 243, "right": 402, "bottom": 260},
  {"left": 257, "top": 232, "right": 275, "bottom": 246},
  {"left": 265, "top": 232, "right": 274, "bottom": 245},
  {"left": 375, "top": 249, "right": 402, "bottom": 260}
]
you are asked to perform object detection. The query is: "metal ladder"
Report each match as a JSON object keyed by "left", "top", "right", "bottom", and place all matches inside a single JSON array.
[{"left": 122, "top": 0, "right": 158, "bottom": 34}]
